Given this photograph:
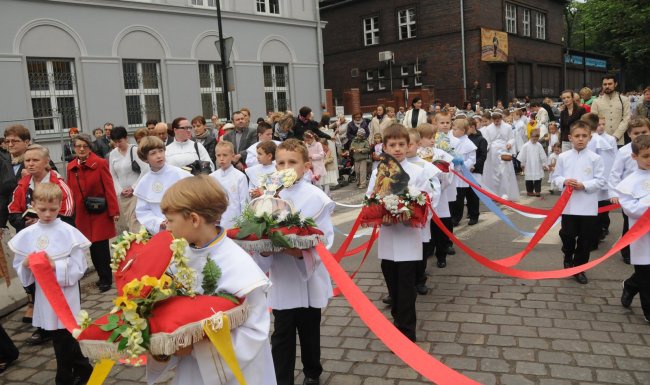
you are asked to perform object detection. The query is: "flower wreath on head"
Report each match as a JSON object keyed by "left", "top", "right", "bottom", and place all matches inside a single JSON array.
[
  {"left": 227, "top": 168, "right": 326, "bottom": 253},
  {"left": 76, "top": 229, "right": 248, "bottom": 371},
  {"left": 360, "top": 152, "right": 430, "bottom": 228}
]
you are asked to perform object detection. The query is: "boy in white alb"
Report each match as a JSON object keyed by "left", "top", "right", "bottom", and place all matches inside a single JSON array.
[
  {"left": 406, "top": 129, "right": 441, "bottom": 296},
  {"left": 255, "top": 139, "right": 334, "bottom": 385},
  {"left": 9, "top": 184, "right": 93, "bottom": 385},
  {"left": 608, "top": 118, "right": 650, "bottom": 264},
  {"left": 151, "top": 175, "right": 275, "bottom": 385},
  {"left": 616, "top": 135, "right": 650, "bottom": 323},
  {"left": 449, "top": 118, "right": 477, "bottom": 226},
  {"left": 517, "top": 129, "right": 548, "bottom": 197},
  {"left": 552, "top": 121, "right": 605, "bottom": 284},
  {"left": 245, "top": 122, "right": 281, "bottom": 168},
  {"left": 366, "top": 124, "right": 430, "bottom": 342},
  {"left": 245, "top": 141, "right": 277, "bottom": 199},
  {"left": 134, "top": 136, "right": 191, "bottom": 234},
  {"left": 210, "top": 141, "right": 249, "bottom": 229}
]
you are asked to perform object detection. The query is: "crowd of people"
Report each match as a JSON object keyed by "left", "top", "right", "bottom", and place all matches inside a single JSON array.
[{"left": 0, "top": 75, "right": 648, "bottom": 385}]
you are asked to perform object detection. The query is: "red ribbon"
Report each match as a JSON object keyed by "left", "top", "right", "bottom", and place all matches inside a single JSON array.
[
  {"left": 317, "top": 243, "right": 481, "bottom": 385},
  {"left": 451, "top": 170, "right": 620, "bottom": 215},
  {"left": 29, "top": 252, "right": 79, "bottom": 333}
]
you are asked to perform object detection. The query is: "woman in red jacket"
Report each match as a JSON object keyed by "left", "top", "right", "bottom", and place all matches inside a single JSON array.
[{"left": 66, "top": 133, "right": 119, "bottom": 293}]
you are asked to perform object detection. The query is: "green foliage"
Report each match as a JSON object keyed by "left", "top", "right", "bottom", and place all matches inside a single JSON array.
[
  {"left": 234, "top": 208, "right": 318, "bottom": 248},
  {"left": 216, "top": 291, "right": 240, "bottom": 305},
  {"left": 269, "top": 230, "right": 293, "bottom": 249},
  {"left": 201, "top": 258, "right": 222, "bottom": 296}
]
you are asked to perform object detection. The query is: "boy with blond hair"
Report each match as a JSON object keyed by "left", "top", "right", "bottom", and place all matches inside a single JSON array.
[{"left": 210, "top": 141, "right": 249, "bottom": 229}]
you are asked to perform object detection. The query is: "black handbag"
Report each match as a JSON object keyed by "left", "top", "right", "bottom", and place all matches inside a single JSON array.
[
  {"left": 74, "top": 171, "right": 107, "bottom": 214},
  {"left": 130, "top": 146, "right": 141, "bottom": 174},
  {"left": 183, "top": 142, "right": 212, "bottom": 175}
]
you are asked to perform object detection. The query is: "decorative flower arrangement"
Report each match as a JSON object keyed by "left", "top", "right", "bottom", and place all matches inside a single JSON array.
[
  {"left": 227, "top": 168, "right": 326, "bottom": 253},
  {"left": 77, "top": 232, "right": 243, "bottom": 365},
  {"left": 435, "top": 132, "right": 456, "bottom": 156},
  {"left": 361, "top": 187, "right": 429, "bottom": 228}
]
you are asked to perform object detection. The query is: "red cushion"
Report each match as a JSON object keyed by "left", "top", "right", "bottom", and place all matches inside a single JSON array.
[{"left": 114, "top": 231, "right": 174, "bottom": 297}]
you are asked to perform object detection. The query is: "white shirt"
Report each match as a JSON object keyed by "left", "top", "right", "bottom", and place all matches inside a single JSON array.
[
  {"left": 109, "top": 145, "right": 150, "bottom": 195},
  {"left": 210, "top": 166, "right": 249, "bottom": 229},
  {"left": 9, "top": 219, "right": 90, "bottom": 330},
  {"left": 407, "top": 156, "right": 442, "bottom": 243},
  {"left": 615, "top": 169, "right": 650, "bottom": 265},
  {"left": 513, "top": 117, "right": 529, "bottom": 153},
  {"left": 431, "top": 148, "right": 457, "bottom": 218},
  {"left": 134, "top": 164, "right": 191, "bottom": 234},
  {"left": 366, "top": 159, "right": 429, "bottom": 262},
  {"left": 608, "top": 143, "right": 637, "bottom": 198},
  {"left": 517, "top": 141, "right": 548, "bottom": 181},
  {"left": 245, "top": 163, "right": 277, "bottom": 190},
  {"left": 587, "top": 133, "right": 617, "bottom": 200},
  {"left": 257, "top": 181, "right": 335, "bottom": 310},
  {"left": 245, "top": 141, "right": 281, "bottom": 168},
  {"left": 147, "top": 234, "right": 275, "bottom": 385},
  {"left": 166, "top": 139, "right": 214, "bottom": 172},
  {"left": 451, "top": 135, "right": 477, "bottom": 188},
  {"left": 552, "top": 148, "right": 605, "bottom": 216}
]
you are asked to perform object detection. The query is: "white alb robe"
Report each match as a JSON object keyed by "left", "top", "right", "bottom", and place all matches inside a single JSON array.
[
  {"left": 608, "top": 143, "right": 637, "bottom": 198},
  {"left": 210, "top": 166, "right": 249, "bottom": 229},
  {"left": 256, "top": 180, "right": 335, "bottom": 310},
  {"left": 482, "top": 122, "right": 520, "bottom": 201},
  {"left": 9, "top": 219, "right": 89, "bottom": 330},
  {"left": 245, "top": 140, "right": 281, "bottom": 168},
  {"left": 615, "top": 169, "right": 650, "bottom": 265},
  {"left": 134, "top": 164, "right": 191, "bottom": 234},
  {"left": 245, "top": 163, "right": 277, "bottom": 190},
  {"left": 587, "top": 133, "right": 617, "bottom": 200},
  {"left": 451, "top": 135, "right": 477, "bottom": 188},
  {"left": 146, "top": 235, "right": 275, "bottom": 385},
  {"left": 407, "top": 156, "right": 442, "bottom": 242},
  {"left": 431, "top": 148, "right": 456, "bottom": 218},
  {"left": 366, "top": 159, "right": 430, "bottom": 262},
  {"left": 512, "top": 117, "right": 529, "bottom": 154},
  {"left": 517, "top": 141, "right": 547, "bottom": 181},
  {"left": 552, "top": 148, "right": 605, "bottom": 216}
]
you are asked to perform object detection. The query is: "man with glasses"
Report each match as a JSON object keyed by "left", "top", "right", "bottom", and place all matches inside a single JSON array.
[
  {"left": 592, "top": 75, "right": 631, "bottom": 146},
  {"left": 165, "top": 116, "right": 214, "bottom": 171}
]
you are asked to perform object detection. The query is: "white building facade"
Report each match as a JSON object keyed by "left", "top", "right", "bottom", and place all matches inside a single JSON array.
[{"left": 0, "top": 0, "right": 325, "bottom": 162}]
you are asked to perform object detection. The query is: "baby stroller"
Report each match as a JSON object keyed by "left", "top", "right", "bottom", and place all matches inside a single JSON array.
[{"left": 337, "top": 150, "right": 354, "bottom": 187}]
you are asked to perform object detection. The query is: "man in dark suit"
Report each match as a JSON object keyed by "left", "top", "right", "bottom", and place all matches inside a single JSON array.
[{"left": 222, "top": 111, "right": 257, "bottom": 170}]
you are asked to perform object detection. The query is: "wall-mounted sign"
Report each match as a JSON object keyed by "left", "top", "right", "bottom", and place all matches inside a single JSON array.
[
  {"left": 564, "top": 54, "right": 607, "bottom": 69},
  {"left": 481, "top": 28, "right": 508, "bottom": 62}
]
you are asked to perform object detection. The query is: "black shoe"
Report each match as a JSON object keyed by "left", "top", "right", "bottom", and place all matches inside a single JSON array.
[
  {"left": 599, "top": 229, "right": 608, "bottom": 241},
  {"left": 446, "top": 246, "right": 456, "bottom": 255},
  {"left": 468, "top": 218, "right": 478, "bottom": 225},
  {"left": 303, "top": 377, "right": 320, "bottom": 385},
  {"left": 623, "top": 255, "right": 631, "bottom": 265},
  {"left": 382, "top": 296, "right": 393, "bottom": 306},
  {"left": 26, "top": 329, "right": 51, "bottom": 346},
  {"left": 416, "top": 284, "right": 429, "bottom": 295},
  {"left": 437, "top": 260, "right": 447, "bottom": 268},
  {"left": 563, "top": 259, "right": 572, "bottom": 269},
  {"left": 621, "top": 282, "right": 635, "bottom": 308},
  {"left": 0, "top": 356, "right": 17, "bottom": 374},
  {"left": 574, "top": 273, "right": 588, "bottom": 285},
  {"left": 98, "top": 283, "right": 112, "bottom": 293},
  {"left": 452, "top": 220, "right": 460, "bottom": 227}
]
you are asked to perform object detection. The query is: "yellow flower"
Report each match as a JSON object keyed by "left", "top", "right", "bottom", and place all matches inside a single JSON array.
[
  {"left": 123, "top": 278, "right": 144, "bottom": 297},
  {"left": 141, "top": 275, "right": 160, "bottom": 288},
  {"left": 114, "top": 295, "right": 137, "bottom": 312}
]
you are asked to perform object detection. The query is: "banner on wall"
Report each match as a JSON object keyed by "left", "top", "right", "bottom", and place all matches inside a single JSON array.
[{"left": 481, "top": 28, "right": 508, "bottom": 62}]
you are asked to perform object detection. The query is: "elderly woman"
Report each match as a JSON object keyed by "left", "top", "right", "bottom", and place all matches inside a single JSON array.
[
  {"left": 109, "top": 126, "right": 149, "bottom": 234},
  {"left": 67, "top": 133, "right": 119, "bottom": 293},
  {"left": 6, "top": 144, "right": 74, "bottom": 345}
]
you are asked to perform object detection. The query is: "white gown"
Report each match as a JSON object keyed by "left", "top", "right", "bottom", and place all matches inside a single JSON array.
[
  {"left": 134, "top": 164, "right": 192, "bottom": 234},
  {"left": 407, "top": 156, "right": 442, "bottom": 243},
  {"left": 608, "top": 143, "right": 637, "bottom": 197},
  {"left": 245, "top": 141, "right": 281, "bottom": 168},
  {"left": 587, "top": 133, "right": 617, "bottom": 200},
  {"left": 245, "top": 163, "right": 277, "bottom": 190},
  {"left": 9, "top": 219, "right": 90, "bottom": 330},
  {"left": 146, "top": 235, "right": 276, "bottom": 385},
  {"left": 210, "top": 166, "right": 249, "bottom": 229},
  {"left": 517, "top": 141, "right": 548, "bottom": 181},
  {"left": 552, "top": 149, "right": 605, "bottom": 216},
  {"left": 615, "top": 169, "right": 650, "bottom": 265},
  {"left": 451, "top": 135, "right": 477, "bottom": 188},
  {"left": 482, "top": 122, "right": 520, "bottom": 201},
  {"left": 431, "top": 148, "right": 456, "bottom": 218}
]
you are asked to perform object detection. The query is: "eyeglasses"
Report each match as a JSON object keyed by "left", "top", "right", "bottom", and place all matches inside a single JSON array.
[
  {"left": 177, "top": 126, "right": 192, "bottom": 130},
  {"left": 74, "top": 144, "right": 90, "bottom": 149}
]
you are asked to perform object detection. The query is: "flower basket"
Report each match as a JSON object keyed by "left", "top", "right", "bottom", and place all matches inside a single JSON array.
[
  {"left": 360, "top": 191, "right": 430, "bottom": 228},
  {"left": 227, "top": 226, "right": 325, "bottom": 254}
]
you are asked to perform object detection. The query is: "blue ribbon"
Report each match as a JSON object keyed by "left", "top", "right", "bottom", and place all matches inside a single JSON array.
[{"left": 459, "top": 165, "right": 536, "bottom": 237}]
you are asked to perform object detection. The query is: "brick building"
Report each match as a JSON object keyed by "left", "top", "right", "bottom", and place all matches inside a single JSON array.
[{"left": 320, "top": 0, "right": 566, "bottom": 111}]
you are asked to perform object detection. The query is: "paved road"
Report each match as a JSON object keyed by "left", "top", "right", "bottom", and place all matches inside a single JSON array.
[{"left": 2, "top": 178, "right": 649, "bottom": 384}]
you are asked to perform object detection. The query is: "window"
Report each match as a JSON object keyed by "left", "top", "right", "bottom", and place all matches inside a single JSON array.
[
  {"left": 190, "top": 0, "right": 215, "bottom": 7},
  {"left": 401, "top": 66, "right": 409, "bottom": 76},
  {"left": 363, "top": 16, "right": 379, "bottom": 46},
  {"left": 398, "top": 8, "right": 416, "bottom": 40},
  {"left": 522, "top": 9, "right": 531, "bottom": 37},
  {"left": 413, "top": 62, "right": 421, "bottom": 74},
  {"left": 198, "top": 62, "right": 227, "bottom": 119},
  {"left": 414, "top": 76, "right": 422, "bottom": 86},
  {"left": 535, "top": 13, "right": 546, "bottom": 39},
  {"left": 366, "top": 71, "right": 374, "bottom": 80},
  {"left": 505, "top": 3, "right": 517, "bottom": 34},
  {"left": 378, "top": 80, "right": 386, "bottom": 90},
  {"left": 123, "top": 61, "right": 164, "bottom": 127},
  {"left": 263, "top": 64, "right": 290, "bottom": 112},
  {"left": 257, "top": 0, "right": 280, "bottom": 15},
  {"left": 26, "top": 58, "right": 80, "bottom": 134},
  {"left": 377, "top": 69, "right": 385, "bottom": 79},
  {"left": 401, "top": 78, "right": 409, "bottom": 88},
  {"left": 367, "top": 82, "right": 374, "bottom": 92}
]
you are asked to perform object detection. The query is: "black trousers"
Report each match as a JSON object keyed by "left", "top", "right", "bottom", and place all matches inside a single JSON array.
[
  {"left": 466, "top": 187, "right": 480, "bottom": 220},
  {"left": 621, "top": 213, "right": 630, "bottom": 261},
  {"left": 525, "top": 180, "right": 542, "bottom": 194},
  {"left": 0, "top": 324, "right": 18, "bottom": 363},
  {"left": 560, "top": 215, "right": 598, "bottom": 267},
  {"left": 451, "top": 188, "right": 470, "bottom": 224},
  {"left": 624, "top": 265, "right": 650, "bottom": 319},
  {"left": 381, "top": 259, "right": 418, "bottom": 341},
  {"left": 52, "top": 329, "right": 92, "bottom": 385},
  {"left": 272, "top": 307, "right": 322, "bottom": 385},
  {"left": 597, "top": 200, "right": 611, "bottom": 233},
  {"left": 90, "top": 240, "right": 112, "bottom": 285}
]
